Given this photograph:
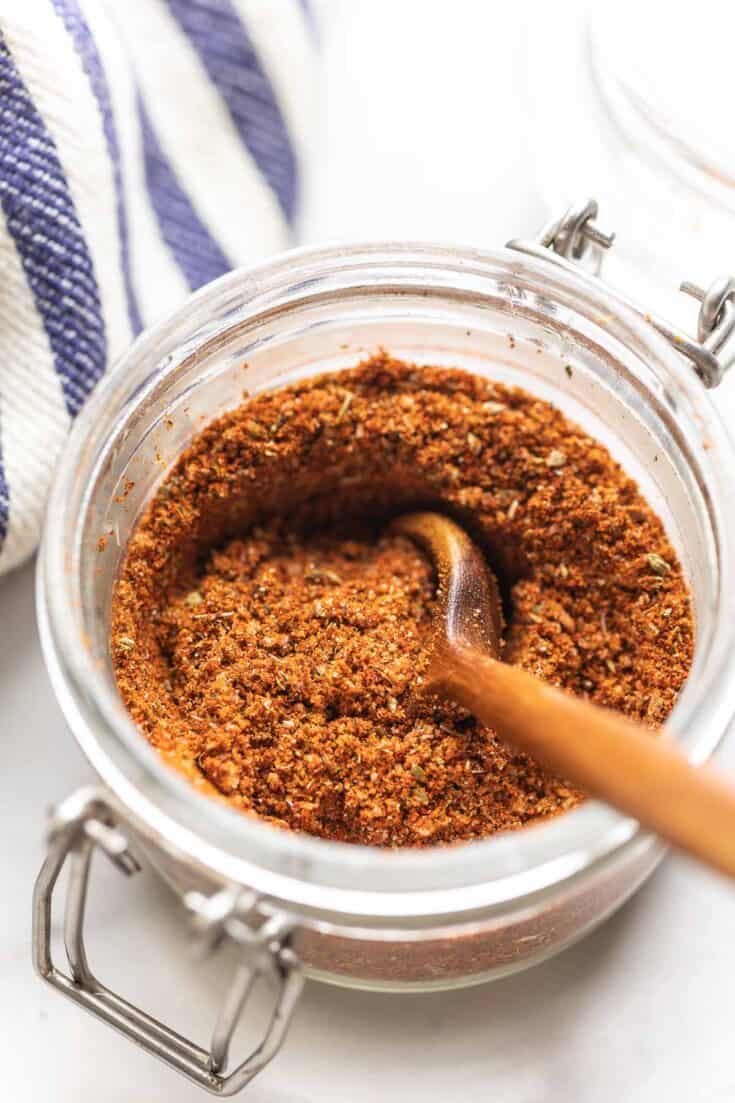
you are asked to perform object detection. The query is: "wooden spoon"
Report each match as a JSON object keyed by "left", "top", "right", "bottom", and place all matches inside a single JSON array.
[{"left": 393, "top": 510, "right": 735, "bottom": 879}]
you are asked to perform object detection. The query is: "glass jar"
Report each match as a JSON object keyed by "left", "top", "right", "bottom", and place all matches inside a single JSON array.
[{"left": 33, "top": 228, "right": 735, "bottom": 1093}]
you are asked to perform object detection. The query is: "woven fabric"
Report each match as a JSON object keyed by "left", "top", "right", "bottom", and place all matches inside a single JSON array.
[{"left": 0, "top": 0, "right": 314, "bottom": 574}]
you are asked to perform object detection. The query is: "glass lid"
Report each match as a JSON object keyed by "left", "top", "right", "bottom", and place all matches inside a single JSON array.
[{"left": 589, "top": 5, "right": 735, "bottom": 203}]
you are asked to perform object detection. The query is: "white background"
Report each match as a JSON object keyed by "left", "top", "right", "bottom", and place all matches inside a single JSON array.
[{"left": 4, "top": 2, "right": 735, "bottom": 1100}]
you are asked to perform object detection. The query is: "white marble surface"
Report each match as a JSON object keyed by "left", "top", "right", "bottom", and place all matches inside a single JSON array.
[{"left": 5, "top": 2, "right": 735, "bottom": 1099}]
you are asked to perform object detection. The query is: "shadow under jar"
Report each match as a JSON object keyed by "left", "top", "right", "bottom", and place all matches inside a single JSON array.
[{"left": 34, "top": 237, "right": 735, "bottom": 1094}]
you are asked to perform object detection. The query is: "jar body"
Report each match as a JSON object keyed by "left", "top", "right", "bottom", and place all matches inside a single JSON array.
[
  {"left": 144, "top": 832, "right": 661, "bottom": 990},
  {"left": 37, "top": 242, "right": 735, "bottom": 992}
]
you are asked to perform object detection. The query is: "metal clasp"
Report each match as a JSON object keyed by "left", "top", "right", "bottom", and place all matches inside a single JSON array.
[
  {"left": 539, "top": 197, "right": 615, "bottom": 272},
  {"left": 680, "top": 277, "right": 735, "bottom": 378},
  {"left": 32, "top": 789, "right": 303, "bottom": 1096},
  {"left": 509, "top": 199, "right": 735, "bottom": 388}
]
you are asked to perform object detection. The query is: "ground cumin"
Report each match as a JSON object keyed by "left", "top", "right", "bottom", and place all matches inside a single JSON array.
[{"left": 111, "top": 353, "right": 693, "bottom": 847}]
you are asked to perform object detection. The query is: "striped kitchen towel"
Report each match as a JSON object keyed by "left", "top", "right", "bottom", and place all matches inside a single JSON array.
[{"left": 0, "top": 0, "right": 315, "bottom": 575}]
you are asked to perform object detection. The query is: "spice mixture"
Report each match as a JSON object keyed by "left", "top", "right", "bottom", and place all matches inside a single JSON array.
[{"left": 111, "top": 353, "right": 693, "bottom": 847}]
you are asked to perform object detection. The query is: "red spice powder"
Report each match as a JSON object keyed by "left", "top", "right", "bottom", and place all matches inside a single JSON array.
[{"left": 111, "top": 354, "right": 693, "bottom": 847}]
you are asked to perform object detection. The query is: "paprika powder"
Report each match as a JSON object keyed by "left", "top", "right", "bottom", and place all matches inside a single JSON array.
[{"left": 111, "top": 353, "right": 693, "bottom": 846}]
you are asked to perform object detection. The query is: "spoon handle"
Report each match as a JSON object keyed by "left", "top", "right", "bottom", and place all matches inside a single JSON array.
[{"left": 440, "top": 644, "right": 735, "bottom": 879}]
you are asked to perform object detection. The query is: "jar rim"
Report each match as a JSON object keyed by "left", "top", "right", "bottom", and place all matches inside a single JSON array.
[{"left": 37, "top": 239, "right": 735, "bottom": 925}]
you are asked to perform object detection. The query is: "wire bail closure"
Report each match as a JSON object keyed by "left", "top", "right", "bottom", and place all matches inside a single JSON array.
[
  {"left": 540, "top": 198, "right": 615, "bottom": 271},
  {"left": 32, "top": 788, "right": 304, "bottom": 1096},
  {"left": 509, "top": 198, "right": 735, "bottom": 388}
]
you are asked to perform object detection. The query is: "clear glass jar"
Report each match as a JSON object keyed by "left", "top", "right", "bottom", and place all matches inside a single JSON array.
[{"left": 34, "top": 239, "right": 735, "bottom": 1089}]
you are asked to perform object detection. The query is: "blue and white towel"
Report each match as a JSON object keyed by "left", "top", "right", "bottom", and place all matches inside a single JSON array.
[{"left": 0, "top": 0, "right": 315, "bottom": 575}]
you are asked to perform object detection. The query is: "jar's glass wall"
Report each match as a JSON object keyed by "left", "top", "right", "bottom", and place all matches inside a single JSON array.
[{"left": 38, "top": 246, "right": 735, "bottom": 989}]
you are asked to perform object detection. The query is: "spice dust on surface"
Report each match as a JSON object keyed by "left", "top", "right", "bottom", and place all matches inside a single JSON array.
[{"left": 111, "top": 354, "right": 693, "bottom": 847}]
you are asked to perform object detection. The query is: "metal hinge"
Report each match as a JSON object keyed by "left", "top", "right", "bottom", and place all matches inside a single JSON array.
[
  {"left": 32, "top": 788, "right": 303, "bottom": 1096},
  {"left": 508, "top": 198, "right": 735, "bottom": 388}
]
